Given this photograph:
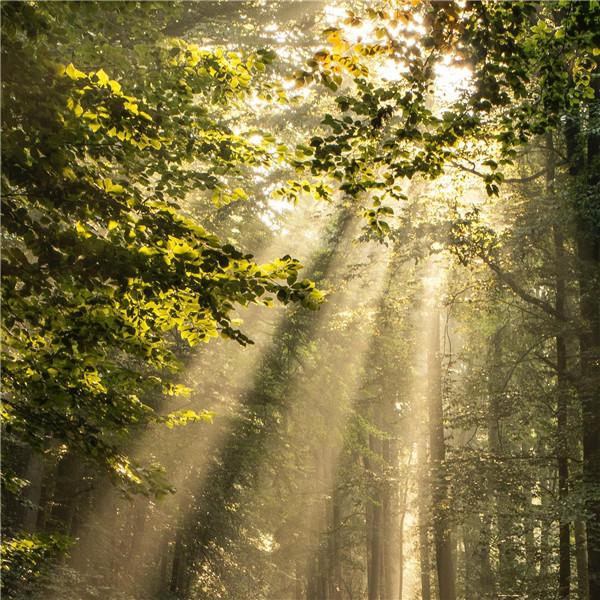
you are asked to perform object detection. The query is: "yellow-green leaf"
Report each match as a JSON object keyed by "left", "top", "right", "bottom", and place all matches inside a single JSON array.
[
  {"left": 96, "top": 68, "right": 109, "bottom": 86},
  {"left": 65, "top": 63, "right": 87, "bottom": 80}
]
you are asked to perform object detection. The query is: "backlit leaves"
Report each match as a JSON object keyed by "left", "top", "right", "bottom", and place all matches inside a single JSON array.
[{"left": 1, "top": 2, "right": 322, "bottom": 494}]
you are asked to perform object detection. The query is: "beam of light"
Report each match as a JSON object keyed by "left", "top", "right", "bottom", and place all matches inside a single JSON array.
[
  {"left": 357, "top": 248, "right": 450, "bottom": 600},
  {"left": 49, "top": 199, "right": 338, "bottom": 598},
  {"left": 392, "top": 250, "right": 451, "bottom": 600},
  {"left": 188, "top": 216, "right": 394, "bottom": 596}
]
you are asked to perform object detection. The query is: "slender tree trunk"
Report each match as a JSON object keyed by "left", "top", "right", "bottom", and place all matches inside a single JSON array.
[
  {"left": 417, "top": 420, "right": 432, "bottom": 600},
  {"left": 49, "top": 451, "right": 83, "bottom": 535},
  {"left": 367, "top": 433, "right": 382, "bottom": 600},
  {"left": 575, "top": 519, "right": 590, "bottom": 600},
  {"left": 397, "top": 448, "right": 412, "bottom": 600},
  {"left": 332, "top": 492, "right": 343, "bottom": 600},
  {"left": 579, "top": 76, "right": 600, "bottom": 599},
  {"left": 382, "top": 437, "right": 392, "bottom": 600},
  {"left": 488, "top": 326, "right": 519, "bottom": 595},
  {"left": 169, "top": 525, "right": 188, "bottom": 598},
  {"left": 158, "top": 535, "right": 171, "bottom": 598},
  {"left": 21, "top": 451, "right": 44, "bottom": 533},
  {"left": 462, "top": 514, "right": 482, "bottom": 600},
  {"left": 382, "top": 434, "right": 399, "bottom": 600},
  {"left": 295, "top": 561, "right": 304, "bottom": 600},
  {"left": 549, "top": 131, "right": 571, "bottom": 600},
  {"left": 428, "top": 308, "right": 456, "bottom": 600},
  {"left": 540, "top": 481, "right": 552, "bottom": 584},
  {"left": 522, "top": 441, "right": 538, "bottom": 599},
  {"left": 328, "top": 447, "right": 343, "bottom": 600},
  {"left": 565, "top": 78, "right": 600, "bottom": 597}
]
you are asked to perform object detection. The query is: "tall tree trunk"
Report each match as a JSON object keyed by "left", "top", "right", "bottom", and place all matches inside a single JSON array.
[
  {"left": 488, "top": 326, "right": 519, "bottom": 595},
  {"left": 575, "top": 519, "right": 590, "bottom": 600},
  {"left": 329, "top": 486, "right": 343, "bottom": 600},
  {"left": 367, "top": 433, "right": 382, "bottom": 600},
  {"left": 428, "top": 308, "right": 456, "bottom": 600},
  {"left": 169, "top": 525, "right": 188, "bottom": 598},
  {"left": 21, "top": 451, "right": 44, "bottom": 533},
  {"left": 549, "top": 131, "right": 571, "bottom": 600},
  {"left": 579, "top": 76, "right": 600, "bottom": 599},
  {"left": 565, "top": 77, "right": 600, "bottom": 597},
  {"left": 417, "top": 415, "right": 432, "bottom": 600},
  {"left": 158, "top": 535, "right": 172, "bottom": 598},
  {"left": 381, "top": 437, "right": 393, "bottom": 600},
  {"left": 522, "top": 441, "right": 538, "bottom": 600},
  {"left": 397, "top": 448, "right": 412, "bottom": 600},
  {"left": 540, "top": 480, "right": 552, "bottom": 584},
  {"left": 49, "top": 451, "right": 83, "bottom": 536},
  {"left": 462, "top": 513, "right": 484, "bottom": 600}
]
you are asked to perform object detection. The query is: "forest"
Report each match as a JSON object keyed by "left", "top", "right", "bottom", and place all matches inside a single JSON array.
[{"left": 1, "top": 1, "right": 599, "bottom": 599}]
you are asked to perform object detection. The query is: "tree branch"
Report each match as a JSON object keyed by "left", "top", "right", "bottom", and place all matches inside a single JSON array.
[
  {"left": 483, "top": 257, "right": 564, "bottom": 321},
  {"left": 450, "top": 160, "right": 564, "bottom": 184}
]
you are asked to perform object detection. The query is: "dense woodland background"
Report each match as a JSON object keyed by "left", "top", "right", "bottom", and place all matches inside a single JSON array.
[{"left": 1, "top": 1, "right": 599, "bottom": 599}]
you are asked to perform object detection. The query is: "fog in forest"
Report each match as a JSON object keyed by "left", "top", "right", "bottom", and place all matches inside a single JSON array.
[{"left": 2, "top": 2, "right": 599, "bottom": 600}]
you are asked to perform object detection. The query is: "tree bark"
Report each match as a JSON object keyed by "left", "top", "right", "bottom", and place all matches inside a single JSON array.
[
  {"left": 397, "top": 448, "right": 412, "bottom": 600},
  {"left": 49, "top": 451, "right": 83, "bottom": 536},
  {"left": 367, "top": 433, "right": 382, "bottom": 600},
  {"left": 21, "top": 451, "right": 44, "bottom": 533},
  {"left": 549, "top": 130, "right": 571, "bottom": 600},
  {"left": 329, "top": 470, "right": 343, "bottom": 600},
  {"left": 382, "top": 437, "right": 395, "bottom": 600},
  {"left": 565, "top": 77, "right": 600, "bottom": 597},
  {"left": 417, "top": 427, "right": 432, "bottom": 600},
  {"left": 578, "top": 76, "right": 600, "bottom": 600},
  {"left": 428, "top": 308, "right": 456, "bottom": 600},
  {"left": 575, "top": 519, "right": 590, "bottom": 600}
]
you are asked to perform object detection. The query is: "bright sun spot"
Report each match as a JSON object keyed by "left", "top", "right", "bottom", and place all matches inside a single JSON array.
[
  {"left": 434, "top": 59, "right": 472, "bottom": 104},
  {"left": 376, "top": 58, "right": 409, "bottom": 81},
  {"left": 268, "top": 198, "right": 294, "bottom": 214},
  {"left": 345, "top": 20, "right": 376, "bottom": 44},
  {"left": 247, "top": 93, "right": 268, "bottom": 110},
  {"left": 324, "top": 5, "right": 347, "bottom": 24}
]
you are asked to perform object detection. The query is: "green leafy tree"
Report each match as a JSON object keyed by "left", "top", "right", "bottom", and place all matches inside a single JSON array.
[{"left": 1, "top": 1, "right": 322, "bottom": 495}]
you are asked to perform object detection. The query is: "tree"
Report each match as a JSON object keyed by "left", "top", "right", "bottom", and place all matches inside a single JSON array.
[
  {"left": 1, "top": 0, "right": 321, "bottom": 494},
  {"left": 1, "top": 2, "right": 322, "bottom": 595}
]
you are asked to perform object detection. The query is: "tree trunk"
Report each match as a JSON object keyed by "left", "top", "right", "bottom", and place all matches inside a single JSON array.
[
  {"left": 540, "top": 488, "right": 552, "bottom": 583},
  {"left": 549, "top": 130, "right": 571, "bottom": 600},
  {"left": 21, "top": 451, "right": 44, "bottom": 533},
  {"left": 565, "top": 77, "right": 600, "bottom": 597},
  {"left": 488, "top": 326, "right": 519, "bottom": 595},
  {"left": 169, "top": 525, "right": 188, "bottom": 598},
  {"left": 367, "top": 433, "right": 382, "bottom": 600},
  {"left": 579, "top": 76, "right": 600, "bottom": 600},
  {"left": 522, "top": 441, "right": 538, "bottom": 600},
  {"left": 49, "top": 451, "right": 83, "bottom": 535},
  {"left": 397, "top": 448, "right": 412, "bottom": 600},
  {"left": 382, "top": 437, "right": 393, "bottom": 600},
  {"left": 428, "top": 308, "right": 456, "bottom": 600},
  {"left": 417, "top": 416, "right": 432, "bottom": 600},
  {"left": 329, "top": 478, "right": 343, "bottom": 600},
  {"left": 575, "top": 519, "right": 590, "bottom": 600}
]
